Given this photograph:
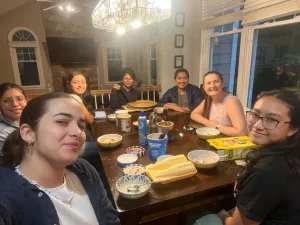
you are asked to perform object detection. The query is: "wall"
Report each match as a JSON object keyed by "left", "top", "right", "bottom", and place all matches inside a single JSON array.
[
  {"left": 0, "top": 0, "right": 53, "bottom": 93},
  {"left": 157, "top": 0, "right": 202, "bottom": 94}
]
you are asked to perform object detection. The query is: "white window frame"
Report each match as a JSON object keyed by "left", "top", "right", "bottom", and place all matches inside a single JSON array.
[
  {"left": 236, "top": 16, "right": 300, "bottom": 108},
  {"left": 200, "top": 15, "right": 300, "bottom": 108},
  {"left": 147, "top": 42, "right": 159, "bottom": 85},
  {"left": 8, "top": 27, "right": 45, "bottom": 90},
  {"left": 102, "top": 43, "right": 126, "bottom": 85}
]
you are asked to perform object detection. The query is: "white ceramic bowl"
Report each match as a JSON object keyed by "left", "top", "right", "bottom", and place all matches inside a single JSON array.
[
  {"left": 196, "top": 127, "right": 220, "bottom": 139},
  {"left": 116, "top": 175, "right": 151, "bottom": 199},
  {"left": 107, "top": 114, "right": 116, "bottom": 121},
  {"left": 97, "top": 134, "right": 123, "bottom": 148},
  {"left": 117, "top": 154, "right": 138, "bottom": 167},
  {"left": 188, "top": 150, "right": 220, "bottom": 169}
]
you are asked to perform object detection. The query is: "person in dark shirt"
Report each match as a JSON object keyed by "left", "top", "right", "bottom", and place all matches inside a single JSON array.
[
  {"left": 191, "top": 90, "right": 300, "bottom": 225},
  {"left": 158, "top": 69, "right": 204, "bottom": 112},
  {"left": 110, "top": 67, "right": 140, "bottom": 110},
  {"left": 0, "top": 92, "right": 120, "bottom": 225}
]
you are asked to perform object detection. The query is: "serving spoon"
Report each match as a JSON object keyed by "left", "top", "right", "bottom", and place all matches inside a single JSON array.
[{"left": 127, "top": 180, "right": 166, "bottom": 192}]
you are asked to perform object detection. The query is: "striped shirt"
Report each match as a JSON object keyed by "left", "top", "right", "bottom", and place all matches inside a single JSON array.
[{"left": 0, "top": 115, "right": 19, "bottom": 151}]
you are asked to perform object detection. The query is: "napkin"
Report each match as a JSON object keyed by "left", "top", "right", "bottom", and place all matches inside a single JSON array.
[{"left": 95, "top": 111, "right": 106, "bottom": 119}]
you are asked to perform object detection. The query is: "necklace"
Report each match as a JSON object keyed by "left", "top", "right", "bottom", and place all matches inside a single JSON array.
[{"left": 15, "top": 166, "right": 74, "bottom": 207}]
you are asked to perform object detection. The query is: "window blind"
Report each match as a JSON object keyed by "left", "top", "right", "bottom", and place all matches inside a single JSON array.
[
  {"left": 242, "top": 0, "right": 300, "bottom": 25},
  {"left": 201, "top": 0, "right": 244, "bottom": 28}
]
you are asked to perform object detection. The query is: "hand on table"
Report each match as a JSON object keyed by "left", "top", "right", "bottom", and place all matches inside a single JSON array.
[{"left": 206, "top": 120, "right": 218, "bottom": 128}]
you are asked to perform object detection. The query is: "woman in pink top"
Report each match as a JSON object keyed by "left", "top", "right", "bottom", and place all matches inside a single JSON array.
[{"left": 191, "top": 71, "right": 247, "bottom": 136}]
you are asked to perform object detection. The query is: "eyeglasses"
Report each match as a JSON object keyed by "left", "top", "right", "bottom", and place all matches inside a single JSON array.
[
  {"left": 1, "top": 96, "right": 25, "bottom": 105},
  {"left": 246, "top": 111, "right": 290, "bottom": 130}
]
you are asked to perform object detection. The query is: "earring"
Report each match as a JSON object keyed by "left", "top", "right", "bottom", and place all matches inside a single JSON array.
[{"left": 27, "top": 142, "right": 33, "bottom": 155}]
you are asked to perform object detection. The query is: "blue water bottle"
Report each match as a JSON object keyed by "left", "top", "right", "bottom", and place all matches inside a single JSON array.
[{"left": 138, "top": 111, "right": 148, "bottom": 145}]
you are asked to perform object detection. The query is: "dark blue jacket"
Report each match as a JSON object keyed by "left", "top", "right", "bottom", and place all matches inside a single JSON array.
[
  {"left": 110, "top": 84, "right": 140, "bottom": 110},
  {"left": 158, "top": 84, "right": 204, "bottom": 111},
  {"left": 0, "top": 158, "right": 120, "bottom": 225}
]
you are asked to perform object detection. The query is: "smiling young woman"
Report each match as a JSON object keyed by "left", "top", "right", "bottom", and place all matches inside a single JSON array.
[
  {"left": 0, "top": 83, "right": 27, "bottom": 151},
  {"left": 190, "top": 71, "right": 247, "bottom": 136},
  {"left": 0, "top": 92, "right": 120, "bottom": 225},
  {"left": 190, "top": 90, "right": 300, "bottom": 225},
  {"left": 65, "top": 72, "right": 94, "bottom": 125}
]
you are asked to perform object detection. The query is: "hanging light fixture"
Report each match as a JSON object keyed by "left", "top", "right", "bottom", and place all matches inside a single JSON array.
[{"left": 92, "top": 0, "right": 172, "bottom": 32}]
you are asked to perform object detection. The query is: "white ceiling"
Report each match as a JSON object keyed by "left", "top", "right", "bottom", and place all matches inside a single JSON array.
[{"left": 0, "top": 0, "right": 33, "bottom": 16}]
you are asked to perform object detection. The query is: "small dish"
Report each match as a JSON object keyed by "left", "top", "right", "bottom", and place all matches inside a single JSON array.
[
  {"left": 157, "top": 121, "right": 174, "bottom": 131},
  {"left": 196, "top": 127, "right": 220, "bottom": 139},
  {"left": 116, "top": 175, "right": 151, "bottom": 199},
  {"left": 123, "top": 164, "right": 145, "bottom": 175},
  {"left": 97, "top": 134, "right": 122, "bottom": 148},
  {"left": 117, "top": 154, "right": 138, "bottom": 167},
  {"left": 188, "top": 150, "right": 220, "bottom": 169},
  {"left": 107, "top": 114, "right": 116, "bottom": 121},
  {"left": 126, "top": 146, "right": 145, "bottom": 157}
]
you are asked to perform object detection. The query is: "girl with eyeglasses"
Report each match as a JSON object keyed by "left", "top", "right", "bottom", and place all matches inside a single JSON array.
[
  {"left": 0, "top": 92, "right": 120, "bottom": 225},
  {"left": 110, "top": 67, "right": 140, "bottom": 110},
  {"left": 189, "top": 90, "right": 300, "bottom": 225},
  {"left": 0, "top": 83, "right": 27, "bottom": 151}
]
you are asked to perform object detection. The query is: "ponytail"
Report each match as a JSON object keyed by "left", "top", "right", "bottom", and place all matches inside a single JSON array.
[{"left": 0, "top": 129, "right": 26, "bottom": 166}]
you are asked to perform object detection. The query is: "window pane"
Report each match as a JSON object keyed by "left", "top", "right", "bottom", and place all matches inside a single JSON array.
[
  {"left": 17, "top": 54, "right": 24, "bottom": 61},
  {"left": 150, "top": 60, "right": 157, "bottom": 85},
  {"left": 12, "top": 30, "right": 35, "bottom": 41},
  {"left": 24, "top": 54, "right": 30, "bottom": 61},
  {"left": 18, "top": 62, "right": 40, "bottom": 86},
  {"left": 210, "top": 33, "right": 241, "bottom": 94},
  {"left": 223, "top": 23, "right": 233, "bottom": 32},
  {"left": 248, "top": 23, "right": 300, "bottom": 107},
  {"left": 214, "top": 25, "right": 222, "bottom": 33},
  {"left": 107, "top": 60, "right": 123, "bottom": 82}
]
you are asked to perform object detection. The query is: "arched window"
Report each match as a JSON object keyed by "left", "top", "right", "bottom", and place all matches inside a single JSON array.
[{"left": 8, "top": 28, "right": 44, "bottom": 89}]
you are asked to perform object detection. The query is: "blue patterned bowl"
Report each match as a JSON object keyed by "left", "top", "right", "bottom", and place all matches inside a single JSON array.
[{"left": 116, "top": 175, "right": 151, "bottom": 199}]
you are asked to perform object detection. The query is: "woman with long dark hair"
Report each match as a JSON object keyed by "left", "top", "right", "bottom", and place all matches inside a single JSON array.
[
  {"left": 65, "top": 71, "right": 94, "bottom": 124},
  {"left": 0, "top": 92, "right": 120, "bottom": 225},
  {"left": 191, "top": 71, "right": 247, "bottom": 136},
  {"left": 191, "top": 90, "right": 300, "bottom": 225},
  {"left": 0, "top": 83, "right": 27, "bottom": 151}
]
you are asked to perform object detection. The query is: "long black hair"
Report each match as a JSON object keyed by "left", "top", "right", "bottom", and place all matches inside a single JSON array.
[
  {"left": 0, "top": 92, "right": 74, "bottom": 167},
  {"left": 245, "top": 90, "right": 300, "bottom": 175},
  {"left": 202, "top": 71, "right": 224, "bottom": 119}
]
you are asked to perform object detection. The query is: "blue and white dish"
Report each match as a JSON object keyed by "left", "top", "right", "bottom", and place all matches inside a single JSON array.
[
  {"left": 117, "top": 154, "right": 138, "bottom": 167},
  {"left": 116, "top": 175, "right": 151, "bottom": 199}
]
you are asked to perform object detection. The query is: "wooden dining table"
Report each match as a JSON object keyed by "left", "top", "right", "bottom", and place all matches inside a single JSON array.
[{"left": 91, "top": 110, "right": 241, "bottom": 225}]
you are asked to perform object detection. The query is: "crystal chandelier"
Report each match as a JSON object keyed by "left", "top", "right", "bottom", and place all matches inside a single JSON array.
[{"left": 92, "top": 0, "right": 172, "bottom": 33}]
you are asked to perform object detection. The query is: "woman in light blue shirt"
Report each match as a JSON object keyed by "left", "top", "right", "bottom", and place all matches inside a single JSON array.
[{"left": 0, "top": 83, "right": 27, "bottom": 151}]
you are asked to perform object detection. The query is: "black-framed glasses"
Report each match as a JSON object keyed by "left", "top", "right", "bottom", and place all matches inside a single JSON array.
[{"left": 246, "top": 111, "right": 290, "bottom": 130}]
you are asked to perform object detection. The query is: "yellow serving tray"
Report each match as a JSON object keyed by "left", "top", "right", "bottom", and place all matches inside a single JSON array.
[{"left": 145, "top": 155, "right": 197, "bottom": 184}]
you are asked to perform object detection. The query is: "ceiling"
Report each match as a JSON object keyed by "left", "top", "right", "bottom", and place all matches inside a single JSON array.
[
  {"left": 0, "top": 0, "right": 32, "bottom": 16},
  {"left": 0, "top": 0, "right": 99, "bottom": 17}
]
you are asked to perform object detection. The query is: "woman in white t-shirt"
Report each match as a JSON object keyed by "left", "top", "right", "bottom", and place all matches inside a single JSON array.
[{"left": 0, "top": 92, "right": 120, "bottom": 225}]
